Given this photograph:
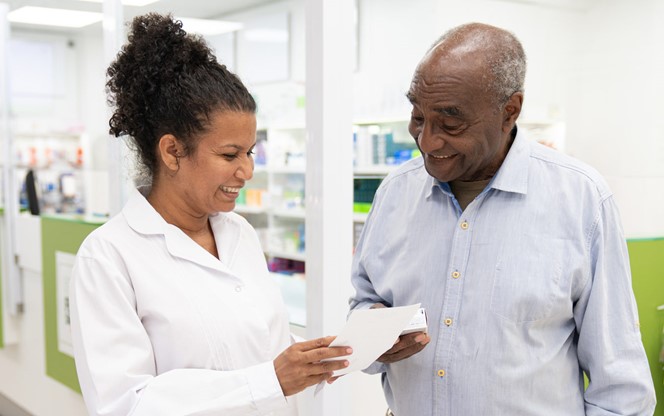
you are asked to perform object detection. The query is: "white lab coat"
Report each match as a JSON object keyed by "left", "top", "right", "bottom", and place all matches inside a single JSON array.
[{"left": 70, "top": 188, "right": 297, "bottom": 416}]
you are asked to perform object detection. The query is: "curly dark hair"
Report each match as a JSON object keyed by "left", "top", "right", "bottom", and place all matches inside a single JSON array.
[{"left": 106, "top": 13, "right": 256, "bottom": 179}]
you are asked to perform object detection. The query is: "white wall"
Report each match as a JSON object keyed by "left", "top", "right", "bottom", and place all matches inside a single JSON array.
[{"left": 564, "top": 0, "right": 664, "bottom": 238}]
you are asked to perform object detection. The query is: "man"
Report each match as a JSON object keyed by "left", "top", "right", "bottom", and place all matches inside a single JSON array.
[{"left": 349, "top": 22, "right": 656, "bottom": 415}]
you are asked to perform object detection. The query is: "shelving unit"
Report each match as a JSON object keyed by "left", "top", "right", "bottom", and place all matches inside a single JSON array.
[
  {"left": 235, "top": 118, "right": 421, "bottom": 324},
  {"left": 234, "top": 125, "right": 307, "bottom": 325},
  {"left": 12, "top": 131, "right": 87, "bottom": 215}
]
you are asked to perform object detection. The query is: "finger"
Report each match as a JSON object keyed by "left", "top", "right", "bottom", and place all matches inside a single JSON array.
[
  {"left": 302, "top": 346, "right": 353, "bottom": 363},
  {"left": 315, "top": 358, "right": 350, "bottom": 374},
  {"left": 327, "top": 375, "right": 344, "bottom": 384},
  {"left": 304, "top": 372, "right": 335, "bottom": 388},
  {"left": 378, "top": 340, "right": 428, "bottom": 363},
  {"left": 294, "top": 336, "right": 336, "bottom": 352},
  {"left": 380, "top": 334, "right": 420, "bottom": 355}
]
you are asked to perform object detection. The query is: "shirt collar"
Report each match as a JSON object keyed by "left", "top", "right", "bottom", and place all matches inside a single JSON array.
[
  {"left": 425, "top": 125, "right": 530, "bottom": 198},
  {"left": 122, "top": 187, "right": 234, "bottom": 274},
  {"left": 489, "top": 126, "right": 529, "bottom": 195},
  {"left": 122, "top": 186, "right": 168, "bottom": 235}
]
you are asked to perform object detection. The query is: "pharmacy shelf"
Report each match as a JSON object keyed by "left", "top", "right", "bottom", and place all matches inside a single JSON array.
[
  {"left": 353, "top": 213, "right": 368, "bottom": 223},
  {"left": 272, "top": 208, "right": 306, "bottom": 219},
  {"left": 269, "top": 165, "right": 306, "bottom": 174},
  {"left": 234, "top": 205, "right": 267, "bottom": 215},
  {"left": 268, "top": 250, "right": 307, "bottom": 262},
  {"left": 353, "top": 164, "right": 397, "bottom": 176}
]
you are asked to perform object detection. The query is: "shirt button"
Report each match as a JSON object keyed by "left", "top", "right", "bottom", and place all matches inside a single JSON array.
[
  {"left": 460, "top": 221, "right": 469, "bottom": 230},
  {"left": 444, "top": 318, "right": 453, "bottom": 326},
  {"left": 437, "top": 369, "right": 446, "bottom": 377},
  {"left": 235, "top": 286, "right": 243, "bottom": 292},
  {"left": 451, "top": 271, "right": 460, "bottom": 279}
]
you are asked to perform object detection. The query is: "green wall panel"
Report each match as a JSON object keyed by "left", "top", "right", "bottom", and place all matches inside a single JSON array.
[
  {"left": 0, "top": 224, "right": 4, "bottom": 349},
  {"left": 628, "top": 238, "right": 664, "bottom": 415},
  {"left": 42, "top": 216, "right": 102, "bottom": 393}
]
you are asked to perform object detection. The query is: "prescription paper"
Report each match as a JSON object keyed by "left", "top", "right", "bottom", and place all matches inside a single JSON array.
[
  {"left": 314, "top": 303, "right": 421, "bottom": 395},
  {"left": 329, "top": 303, "right": 421, "bottom": 376}
]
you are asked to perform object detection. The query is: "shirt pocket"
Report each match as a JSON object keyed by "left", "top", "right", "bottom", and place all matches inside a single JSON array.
[{"left": 489, "top": 239, "right": 566, "bottom": 323}]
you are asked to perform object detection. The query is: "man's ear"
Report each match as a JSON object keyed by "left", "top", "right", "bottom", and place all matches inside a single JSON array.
[
  {"left": 502, "top": 92, "right": 523, "bottom": 133},
  {"left": 157, "top": 134, "right": 184, "bottom": 172}
]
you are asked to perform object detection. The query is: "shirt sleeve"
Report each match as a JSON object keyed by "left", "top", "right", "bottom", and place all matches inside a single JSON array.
[
  {"left": 70, "top": 252, "right": 291, "bottom": 416},
  {"left": 574, "top": 196, "right": 656, "bottom": 415},
  {"left": 349, "top": 187, "right": 389, "bottom": 375}
]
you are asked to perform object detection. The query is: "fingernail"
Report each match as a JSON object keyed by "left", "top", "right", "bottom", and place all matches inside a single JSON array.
[
  {"left": 344, "top": 360, "right": 350, "bottom": 367},
  {"left": 415, "top": 334, "right": 425, "bottom": 342},
  {"left": 346, "top": 347, "right": 353, "bottom": 354}
]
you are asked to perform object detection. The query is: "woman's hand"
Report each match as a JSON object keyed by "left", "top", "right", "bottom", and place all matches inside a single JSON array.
[{"left": 274, "top": 336, "right": 352, "bottom": 396}]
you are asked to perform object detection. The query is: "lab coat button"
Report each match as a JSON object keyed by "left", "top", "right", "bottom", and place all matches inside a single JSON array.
[
  {"left": 437, "top": 369, "right": 446, "bottom": 377},
  {"left": 451, "top": 271, "right": 460, "bottom": 279},
  {"left": 444, "top": 318, "right": 453, "bottom": 326},
  {"left": 460, "top": 221, "right": 469, "bottom": 230}
]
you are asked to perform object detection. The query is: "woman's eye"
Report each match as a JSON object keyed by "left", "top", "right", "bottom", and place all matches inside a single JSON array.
[
  {"left": 223, "top": 154, "right": 238, "bottom": 160},
  {"left": 247, "top": 149, "right": 255, "bottom": 156}
]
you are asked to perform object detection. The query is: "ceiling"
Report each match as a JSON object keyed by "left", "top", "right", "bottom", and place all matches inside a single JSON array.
[{"left": 5, "top": 0, "right": 279, "bottom": 33}]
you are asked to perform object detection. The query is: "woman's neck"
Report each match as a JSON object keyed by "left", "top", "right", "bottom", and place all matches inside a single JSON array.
[{"left": 147, "top": 182, "right": 209, "bottom": 235}]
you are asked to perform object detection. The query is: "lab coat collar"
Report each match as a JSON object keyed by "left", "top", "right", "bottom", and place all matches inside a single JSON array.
[{"left": 122, "top": 187, "right": 239, "bottom": 274}]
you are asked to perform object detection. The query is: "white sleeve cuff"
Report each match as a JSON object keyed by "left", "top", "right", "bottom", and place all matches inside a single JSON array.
[{"left": 245, "top": 361, "right": 289, "bottom": 413}]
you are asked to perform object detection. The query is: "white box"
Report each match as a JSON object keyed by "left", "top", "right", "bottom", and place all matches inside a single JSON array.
[{"left": 400, "top": 308, "right": 428, "bottom": 335}]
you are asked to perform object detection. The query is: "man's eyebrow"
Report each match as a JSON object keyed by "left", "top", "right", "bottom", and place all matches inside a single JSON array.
[
  {"left": 435, "top": 107, "right": 462, "bottom": 117},
  {"left": 406, "top": 91, "right": 417, "bottom": 104}
]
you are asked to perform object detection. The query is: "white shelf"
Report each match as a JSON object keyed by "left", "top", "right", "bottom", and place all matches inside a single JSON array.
[
  {"left": 269, "top": 165, "right": 306, "bottom": 174},
  {"left": 353, "top": 117, "right": 409, "bottom": 125},
  {"left": 13, "top": 131, "right": 82, "bottom": 139},
  {"left": 272, "top": 208, "right": 306, "bottom": 219},
  {"left": 234, "top": 205, "right": 267, "bottom": 215},
  {"left": 268, "top": 250, "right": 306, "bottom": 262},
  {"left": 353, "top": 164, "right": 397, "bottom": 176},
  {"left": 353, "top": 213, "right": 368, "bottom": 223}
]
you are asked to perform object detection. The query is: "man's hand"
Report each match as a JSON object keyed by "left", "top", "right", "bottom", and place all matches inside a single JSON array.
[
  {"left": 370, "top": 303, "right": 431, "bottom": 364},
  {"left": 377, "top": 332, "right": 430, "bottom": 363}
]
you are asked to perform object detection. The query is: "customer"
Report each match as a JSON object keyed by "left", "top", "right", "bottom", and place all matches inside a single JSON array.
[
  {"left": 350, "top": 22, "right": 656, "bottom": 415},
  {"left": 70, "top": 13, "right": 350, "bottom": 416}
]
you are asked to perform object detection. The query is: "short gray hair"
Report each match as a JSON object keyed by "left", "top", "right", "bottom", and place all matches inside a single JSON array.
[{"left": 431, "top": 23, "right": 527, "bottom": 107}]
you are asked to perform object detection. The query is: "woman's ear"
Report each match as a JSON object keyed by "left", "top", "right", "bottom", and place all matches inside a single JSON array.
[
  {"left": 502, "top": 92, "right": 523, "bottom": 133},
  {"left": 157, "top": 134, "right": 184, "bottom": 172}
]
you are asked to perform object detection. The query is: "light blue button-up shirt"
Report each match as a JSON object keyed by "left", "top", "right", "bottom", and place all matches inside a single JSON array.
[{"left": 350, "top": 128, "right": 656, "bottom": 415}]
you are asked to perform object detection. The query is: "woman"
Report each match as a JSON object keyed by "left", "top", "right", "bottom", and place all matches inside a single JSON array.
[{"left": 69, "top": 13, "right": 350, "bottom": 416}]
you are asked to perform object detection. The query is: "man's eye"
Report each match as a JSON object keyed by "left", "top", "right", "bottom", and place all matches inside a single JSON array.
[{"left": 223, "top": 154, "right": 238, "bottom": 160}]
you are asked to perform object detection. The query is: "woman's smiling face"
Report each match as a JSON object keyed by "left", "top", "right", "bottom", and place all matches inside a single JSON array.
[{"left": 174, "top": 110, "right": 257, "bottom": 214}]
